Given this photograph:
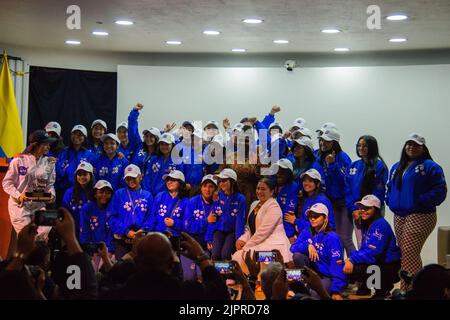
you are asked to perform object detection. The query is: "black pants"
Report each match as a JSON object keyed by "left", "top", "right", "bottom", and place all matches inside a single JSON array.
[{"left": 348, "top": 261, "right": 401, "bottom": 295}]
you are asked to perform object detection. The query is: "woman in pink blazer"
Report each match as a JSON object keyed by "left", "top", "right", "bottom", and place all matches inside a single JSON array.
[{"left": 232, "top": 177, "right": 293, "bottom": 274}]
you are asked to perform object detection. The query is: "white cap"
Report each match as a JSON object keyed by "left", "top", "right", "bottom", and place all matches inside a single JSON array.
[
  {"left": 101, "top": 133, "right": 120, "bottom": 144},
  {"left": 232, "top": 123, "right": 244, "bottom": 132},
  {"left": 306, "top": 203, "right": 329, "bottom": 216},
  {"left": 91, "top": 119, "right": 107, "bottom": 130},
  {"left": 276, "top": 158, "right": 294, "bottom": 172},
  {"left": 356, "top": 194, "right": 381, "bottom": 209},
  {"left": 215, "top": 168, "right": 237, "bottom": 181},
  {"left": 159, "top": 132, "right": 176, "bottom": 144},
  {"left": 94, "top": 180, "right": 113, "bottom": 190},
  {"left": 316, "top": 122, "right": 337, "bottom": 134},
  {"left": 124, "top": 164, "right": 141, "bottom": 178},
  {"left": 204, "top": 120, "right": 219, "bottom": 130},
  {"left": 116, "top": 121, "right": 128, "bottom": 131},
  {"left": 294, "top": 117, "right": 307, "bottom": 127},
  {"left": 163, "top": 170, "right": 186, "bottom": 182},
  {"left": 202, "top": 174, "right": 218, "bottom": 186},
  {"left": 269, "top": 122, "right": 284, "bottom": 132},
  {"left": 293, "top": 127, "right": 312, "bottom": 138},
  {"left": 300, "top": 168, "right": 322, "bottom": 181},
  {"left": 143, "top": 127, "right": 161, "bottom": 139},
  {"left": 293, "top": 136, "right": 314, "bottom": 152},
  {"left": 71, "top": 124, "right": 88, "bottom": 137},
  {"left": 45, "top": 122, "right": 61, "bottom": 136},
  {"left": 76, "top": 161, "right": 94, "bottom": 174},
  {"left": 320, "top": 128, "right": 340, "bottom": 142},
  {"left": 406, "top": 132, "right": 426, "bottom": 146},
  {"left": 211, "top": 134, "right": 224, "bottom": 147}
]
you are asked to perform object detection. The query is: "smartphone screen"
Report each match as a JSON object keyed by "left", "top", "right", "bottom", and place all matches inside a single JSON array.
[
  {"left": 214, "top": 261, "right": 233, "bottom": 275},
  {"left": 286, "top": 269, "right": 303, "bottom": 282},
  {"left": 34, "top": 210, "right": 63, "bottom": 226},
  {"left": 257, "top": 251, "right": 275, "bottom": 263}
]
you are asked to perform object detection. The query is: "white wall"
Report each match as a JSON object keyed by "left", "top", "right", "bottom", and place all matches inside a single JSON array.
[{"left": 117, "top": 64, "right": 450, "bottom": 265}]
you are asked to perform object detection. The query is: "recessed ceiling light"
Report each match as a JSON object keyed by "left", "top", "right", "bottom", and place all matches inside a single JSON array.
[
  {"left": 65, "top": 40, "right": 81, "bottom": 45},
  {"left": 203, "top": 30, "right": 221, "bottom": 35},
  {"left": 242, "top": 18, "right": 263, "bottom": 24},
  {"left": 115, "top": 20, "right": 134, "bottom": 25},
  {"left": 92, "top": 31, "right": 109, "bottom": 36},
  {"left": 389, "top": 38, "right": 407, "bottom": 43},
  {"left": 166, "top": 40, "right": 182, "bottom": 45},
  {"left": 386, "top": 14, "right": 408, "bottom": 21},
  {"left": 273, "top": 39, "right": 289, "bottom": 44},
  {"left": 321, "top": 28, "right": 341, "bottom": 34},
  {"left": 334, "top": 47, "right": 350, "bottom": 52},
  {"left": 232, "top": 48, "right": 246, "bottom": 52}
]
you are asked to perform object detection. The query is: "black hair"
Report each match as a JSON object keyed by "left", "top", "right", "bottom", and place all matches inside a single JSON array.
[
  {"left": 165, "top": 178, "right": 189, "bottom": 199},
  {"left": 25, "top": 243, "right": 50, "bottom": 267},
  {"left": 240, "top": 117, "right": 249, "bottom": 124},
  {"left": 394, "top": 142, "right": 433, "bottom": 190},
  {"left": 89, "top": 187, "right": 114, "bottom": 206},
  {"left": 302, "top": 175, "right": 322, "bottom": 196},
  {"left": 277, "top": 167, "right": 294, "bottom": 186},
  {"left": 292, "top": 142, "right": 316, "bottom": 163},
  {"left": 218, "top": 178, "right": 241, "bottom": 195},
  {"left": 318, "top": 140, "right": 343, "bottom": 163},
  {"left": 356, "top": 135, "right": 388, "bottom": 198},
  {"left": 50, "top": 136, "right": 65, "bottom": 154},
  {"left": 72, "top": 170, "right": 95, "bottom": 204},
  {"left": 69, "top": 131, "right": 88, "bottom": 150},
  {"left": 155, "top": 141, "right": 174, "bottom": 157},
  {"left": 407, "top": 264, "right": 450, "bottom": 300},
  {"left": 258, "top": 177, "right": 277, "bottom": 191},
  {"left": 360, "top": 206, "right": 383, "bottom": 231}
]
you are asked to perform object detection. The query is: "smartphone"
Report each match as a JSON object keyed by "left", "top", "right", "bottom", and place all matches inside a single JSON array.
[
  {"left": 169, "top": 236, "right": 181, "bottom": 253},
  {"left": 81, "top": 242, "right": 102, "bottom": 256},
  {"left": 214, "top": 261, "right": 234, "bottom": 275},
  {"left": 257, "top": 251, "right": 276, "bottom": 263},
  {"left": 34, "top": 210, "right": 63, "bottom": 226},
  {"left": 286, "top": 269, "right": 304, "bottom": 282}
]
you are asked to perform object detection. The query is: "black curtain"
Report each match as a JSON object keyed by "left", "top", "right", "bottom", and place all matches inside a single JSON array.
[{"left": 28, "top": 66, "right": 117, "bottom": 145}]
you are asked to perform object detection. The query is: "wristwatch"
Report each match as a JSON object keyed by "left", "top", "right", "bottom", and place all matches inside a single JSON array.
[{"left": 195, "top": 253, "right": 210, "bottom": 264}]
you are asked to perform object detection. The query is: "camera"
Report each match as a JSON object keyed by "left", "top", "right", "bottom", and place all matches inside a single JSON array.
[
  {"left": 34, "top": 209, "right": 64, "bottom": 226},
  {"left": 284, "top": 60, "right": 297, "bottom": 71},
  {"left": 81, "top": 242, "right": 102, "bottom": 256},
  {"left": 286, "top": 268, "right": 304, "bottom": 282},
  {"left": 257, "top": 251, "right": 276, "bottom": 263},
  {"left": 214, "top": 261, "right": 235, "bottom": 275}
]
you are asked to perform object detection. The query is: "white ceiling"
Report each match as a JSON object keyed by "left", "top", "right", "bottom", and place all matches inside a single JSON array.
[{"left": 1, "top": 0, "right": 449, "bottom": 53}]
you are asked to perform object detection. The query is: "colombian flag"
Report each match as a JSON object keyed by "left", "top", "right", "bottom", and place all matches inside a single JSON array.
[{"left": 0, "top": 52, "right": 24, "bottom": 158}]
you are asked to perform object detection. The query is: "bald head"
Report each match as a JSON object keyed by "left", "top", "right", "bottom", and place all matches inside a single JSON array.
[{"left": 135, "top": 232, "right": 175, "bottom": 274}]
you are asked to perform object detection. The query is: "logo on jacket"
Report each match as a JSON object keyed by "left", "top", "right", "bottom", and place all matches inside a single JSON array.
[
  {"left": 89, "top": 216, "right": 99, "bottom": 230},
  {"left": 112, "top": 166, "right": 120, "bottom": 175},
  {"left": 349, "top": 168, "right": 357, "bottom": 175},
  {"left": 193, "top": 209, "right": 204, "bottom": 220},
  {"left": 331, "top": 249, "right": 341, "bottom": 258},
  {"left": 415, "top": 164, "right": 426, "bottom": 176},
  {"left": 19, "top": 166, "right": 28, "bottom": 175},
  {"left": 215, "top": 207, "right": 223, "bottom": 216},
  {"left": 373, "top": 228, "right": 383, "bottom": 241},
  {"left": 99, "top": 166, "right": 108, "bottom": 176},
  {"left": 231, "top": 208, "right": 238, "bottom": 217},
  {"left": 152, "top": 162, "right": 161, "bottom": 173}
]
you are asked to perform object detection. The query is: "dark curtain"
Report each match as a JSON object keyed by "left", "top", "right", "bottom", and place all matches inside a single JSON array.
[{"left": 28, "top": 66, "right": 117, "bottom": 145}]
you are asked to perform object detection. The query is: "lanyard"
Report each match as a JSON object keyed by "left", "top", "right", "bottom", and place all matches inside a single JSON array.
[{"left": 126, "top": 187, "right": 143, "bottom": 218}]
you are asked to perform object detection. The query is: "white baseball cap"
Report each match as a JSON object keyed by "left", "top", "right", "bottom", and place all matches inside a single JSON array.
[
  {"left": 101, "top": 133, "right": 120, "bottom": 144},
  {"left": 163, "top": 170, "right": 186, "bottom": 183},
  {"left": 204, "top": 120, "right": 219, "bottom": 130},
  {"left": 76, "top": 161, "right": 94, "bottom": 174},
  {"left": 306, "top": 203, "right": 329, "bottom": 217},
  {"left": 293, "top": 127, "right": 312, "bottom": 138},
  {"left": 405, "top": 132, "right": 426, "bottom": 146},
  {"left": 232, "top": 123, "right": 244, "bottom": 132},
  {"left": 159, "top": 132, "right": 176, "bottom": 144},
  {"left": 211, "top": 134, "right": 224, "bottom": 147},
  {"left": 294, "top": 117, "right": 307, "bottom": 126},
  {"left": 124, "top": 164, "right": 141, "bottom": 178},
  {"left": 316, "top": 122, "right": 337, "bottom": 134},
  {"left": 269, "top": 122, "right": 284, "bottom": 132},
  {"left": 71, "top": 124, "right": 88, "bottom": 137},
  {"left": 116, "top": 121, "right": 128, "bottom": 131},
  {"left": 94, "top": 180, "right": 113, "bottom": 190},
  {"left": 202, "top": 174, "right": 218, "bottom": 186},
  {"left": 143, "top": 127, "right": 161, "bottom": 139},
  {"left": 320, "top": 128, "right": 341, "bottom": 142},
  {"left": 356, "top": 194, "right": 381, "bottom": 209},
  {"left": 276, "top": 158, "right": 294, "bottom": 172},
  {"left": 293, "top": 136, "right": 314, "bottom": 152},
  {"left": 91, "top": 119, "right": 107, "bottom": 130},
  {"left": 45, "top": 121, "right": 61, "bottom": 136},
  {"left": 300, "top": 168, "right": 322, "bottom": 182},
  {"left": 215, "top": 168, "right": 237, "bottom": 181}
]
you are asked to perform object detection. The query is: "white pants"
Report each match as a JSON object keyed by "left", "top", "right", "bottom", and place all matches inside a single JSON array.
[{"left": 8, "top": 198, "right": 51, "bottom": 240}]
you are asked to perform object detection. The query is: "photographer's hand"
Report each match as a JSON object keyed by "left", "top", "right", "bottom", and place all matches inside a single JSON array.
[{"left": 55, "top": 207, "right": 82, "bottom": 256}]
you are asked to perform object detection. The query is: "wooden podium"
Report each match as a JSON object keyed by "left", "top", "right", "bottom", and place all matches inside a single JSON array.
[{"left": 0, "top": 158, "right": 13, "bottom": 259}]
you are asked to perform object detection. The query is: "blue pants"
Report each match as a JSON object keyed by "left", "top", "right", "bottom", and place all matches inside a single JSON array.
[
  {"left": 212, "top": 230, "right": 235, "bottom": 261},
  {"left": 293, "top": 252, "right": 332, "bottom": 297}
]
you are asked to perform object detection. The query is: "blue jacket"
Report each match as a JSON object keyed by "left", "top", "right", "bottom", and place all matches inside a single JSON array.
[
  {"left": 131, "top": 146, "right": 155, "bottom": 173},
  {"left": 296, "top": 193, "right": 336, "bottom": 232},
  {"left": 291, "top": 229, "right": 347, "bottom": 294},
  {"left": 386, "top": 159, "right": 447, "bottom": 217},
  {"left": 276, "top": 182, "right": 299, "bottom": 238},
  {"left": 56, "top": 147, "right": 97, "bottom": 191},
  {"left": 144, "top": 191, "right": 189, "bottom": 236},
  {"left": 184, "top": 195, "right": 218, "bottom": 241},
  {"left": 92, "top": 153, "right": 129, "bottom": 191},
  {"left": 107, "top": 187, "right": 153, "bottom": 237},
  {"left": 314, "top": 151, "right": 352, "bottom": 201},
  {"left": 180, "top": 144, "right": 205, "bottom": 188},
  {"left": 118, "top": 109, "right": 143, "bottom": 162},
  {"left": 88, "top": 143, "right": 104, "bottom": 157},
  {"left": 62, "top": 186, "right": 91, "bottom": 231},
  {"left": 349, "top": 217, "right": 401, "bottom": 264},
  {"left": 143, "top": 155, "right": 184, "bottom": 196},
  {"left": 345, "top": 159, "right": 388, "bottom": 213},
  {"left": 80, "top": 201, "right": 114, "bottom": 251},
  {"left": 206, "top": 191, "right": 247, "bottom": 242}
]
